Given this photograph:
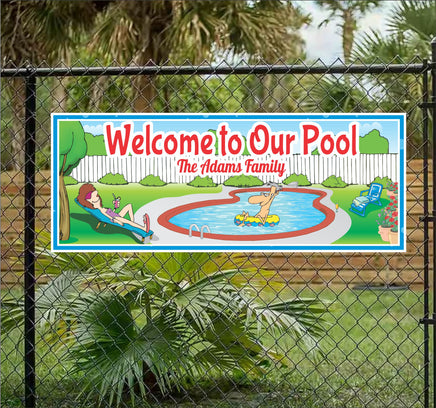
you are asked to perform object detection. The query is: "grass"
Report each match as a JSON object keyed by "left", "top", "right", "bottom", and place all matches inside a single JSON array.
[
  {"left": 323, "top": 184, "right": 393, "bottom": 245},
  {"left": 1, "top": 286, "right": 430, "bottom": 408},
  {"left": 61, "top": 183, "right": 393, "bottom": 246},
  {"left": 62, "top": 183, "right": 222, "bottom": 245}
]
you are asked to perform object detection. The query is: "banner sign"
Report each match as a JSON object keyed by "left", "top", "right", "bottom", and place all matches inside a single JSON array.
[{"left": 52, "top": 113, "right": 406, "bottom": 252}]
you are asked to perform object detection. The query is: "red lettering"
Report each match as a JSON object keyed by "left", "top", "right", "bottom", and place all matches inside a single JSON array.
[
  {"left": 271, "top": 134, "right": 284, "bottom": 155},
  {"left": 164, "top": 134, "right": 178, "bottom": 154},
  {"left": 320, "top": 133, "right": 334, "bottom": 155},
  {"left": 180, "top": 134, "right": 199, "bottom": 155},
  {"left": 286, "top": 134, "right": 296, "bottom": 155},
  {"left": 132, "top": 134, "right": 144, "bottom": 155},
  {"left": 152, "top": 134, "right": 162, "bottom": 154},
  {"left": 219, "top": 124, "right": 228, "bottom": 156},
  {"left": 228, "top": 134, "right": 242, "bottom": 155},
  {"left": 336, "top": 133, "right": 350, "bottom": 155},
  {"left": 351, "top": 123, "right": 358, "bottom": 155},
  {"left": 201, "top": 134, "right": 214, "bottom": 155},
  {"left": 145, "top": 123, "right": 151, "bottom": 155},
  {"left": 249, "top": 124, "right": 269, "bottom": 155},
  {"left": 302, "top": 124, "right": 319, "bottom": 155},
  {"left": 105, "top": 123, "right": 131, "bottom": 156}
]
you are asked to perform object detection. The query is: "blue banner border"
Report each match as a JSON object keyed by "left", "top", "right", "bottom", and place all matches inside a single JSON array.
[{"left": 51, "top": 112, "right": 406, "bottom": 252}]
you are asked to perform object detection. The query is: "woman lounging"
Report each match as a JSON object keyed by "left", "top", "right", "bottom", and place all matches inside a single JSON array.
[{"left": 77, "top": 183, "right": 150, "bottom": 233}]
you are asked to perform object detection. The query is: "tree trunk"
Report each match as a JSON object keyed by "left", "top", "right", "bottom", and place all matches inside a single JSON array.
[
  {"left": 52, "top": 78, "right": 68, "bottom": 112},
  {"left": 132, "top": 74, "right": 156, "bottom": 113},
  {"left": 59, "top": 174, "right": 70, "bottom": 241},
  {"left": 342, "top": 10, "right": 355, "bottom": 64},
  {"left": 7, "top": 78, "right": 26, "bottom": 171}
]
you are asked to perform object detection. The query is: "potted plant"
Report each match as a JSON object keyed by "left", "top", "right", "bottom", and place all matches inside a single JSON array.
[
  {"left": 377, "top": 206, "right": 393, "bottom": 242},
  {"left": 386, "top": 181, "right": 398, "bottom": 198},
  {"left": 389, "top": 211, "right": 399, "bottom": 244}
]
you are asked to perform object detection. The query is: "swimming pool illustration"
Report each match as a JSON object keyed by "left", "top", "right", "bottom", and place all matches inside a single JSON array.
[{"left": 158, "top": 188, "right": 335, "bottom": 241}]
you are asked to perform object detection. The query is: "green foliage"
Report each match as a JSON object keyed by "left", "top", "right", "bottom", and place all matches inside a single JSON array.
[
  {"left": 63, "top": 176, "right": 78, "bottom": 185},
  {"left": 0, "top": 252, "right": 329, "bottom": 406},
  {"left": 283, "top": 173, "right": 311, "bottom": 186},
  {"left": 98, "top": 173, "right": 128, "bottom": 185},
  {"left": 139, "top": 174, "right": 166, "bottom": 187},
  {"left": 370, "top": 176, "right": 392, "bottom": 189},
  {"left": 84, "top": 133, "right": 106, "bottom": 155},
  {"left": 301, "top": 77, "right": 375, "bottom": 113},
  {"left": 188, "top": 176, "right": 217, "bottom": 187},
  {"left": 360, "top": 130, "right": 389, "bottom": 154},
  {"left": 322, "top": 175, "right": 348, "bottom": 188},
  {"left": 224, "top": 175, "right": 264, "bottom": 187},
  {"left": 59, "top": 121, "right": 87, "bottom": 176}
]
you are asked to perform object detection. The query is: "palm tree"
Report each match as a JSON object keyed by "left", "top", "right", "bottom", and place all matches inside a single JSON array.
[
  {"left": 352, "top": 0, "right": 436, "bottom": 158},
  {"left": 1, "top": 0, "right": 103, "bottom": 170},
  {"left": 315, "top": 0, "right": 380, "bottom": 63},
  {"left": 1, "top": 252, "right": 329, "bottom": 405},
  {"left": 91, "top": 0, "right": 310, "bottom": 112},
  {"left": 354, "top": 0, "right": 436, "bottom": 61}
]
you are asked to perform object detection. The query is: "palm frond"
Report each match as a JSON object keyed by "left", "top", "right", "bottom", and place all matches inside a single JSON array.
[
  {"left": 68, "top": 292, "right": 193, "bottom": 404},
  {"left": 388, "top": 0, "right": 436, "bottom": 42},
  {"left": 163, "top": 270, "right": 245, "bottom": 332}
]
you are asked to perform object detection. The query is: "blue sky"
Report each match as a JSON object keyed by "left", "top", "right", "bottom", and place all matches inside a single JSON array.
[
  {"left": 299, "top": 1, "right": 393, "bottom": 63},
  {"left": 79, "top": 115, "right": 401, "bottom": 154}
]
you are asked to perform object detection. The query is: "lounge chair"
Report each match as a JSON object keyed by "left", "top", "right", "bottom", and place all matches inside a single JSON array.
[
  {"left": 75, "top": 198, "right": 153, "bottom": 242},
  {"left": 350, "top": 183, "right": 383, "bottom": 217}
]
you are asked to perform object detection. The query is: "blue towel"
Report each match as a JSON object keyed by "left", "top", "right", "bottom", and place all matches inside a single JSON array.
[{"left": 353, "top": 196, "right": 370, "bottom": 207}]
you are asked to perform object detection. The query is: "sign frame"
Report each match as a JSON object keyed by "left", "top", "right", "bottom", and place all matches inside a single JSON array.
[{"left": 52, "top": 113, "right": 406, "bottom": 252}]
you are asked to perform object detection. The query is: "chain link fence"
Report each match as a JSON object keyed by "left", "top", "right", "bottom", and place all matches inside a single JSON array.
[{"left": 1, "top": 54, "right": 434, "bottom": 408}]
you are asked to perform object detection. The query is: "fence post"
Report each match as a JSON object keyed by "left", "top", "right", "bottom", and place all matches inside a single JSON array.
[
  {"left": 24, "top": 71, "right": 36, "bottom": 408},
  {"left": 431, "top": 36, "right": 436, "bottom": 408}
]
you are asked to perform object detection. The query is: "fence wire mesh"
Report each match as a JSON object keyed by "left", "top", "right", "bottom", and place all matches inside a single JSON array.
[{"left": 0, "top": 58, "right": 434, "bottom": 408}]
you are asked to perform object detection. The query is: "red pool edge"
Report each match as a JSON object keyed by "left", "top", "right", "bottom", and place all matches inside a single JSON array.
[{"left": 158, "top": 188, "right": 336, "bottom": 241}]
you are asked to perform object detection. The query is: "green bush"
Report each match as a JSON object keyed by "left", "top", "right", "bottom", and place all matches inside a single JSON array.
[
  {"left": 139, "top": 174, "right": 166, "bottom": 186},
  {"left": 98, "top": 173, "right": 128, "bottom": 185},
  {"left": 1, "top": 252, "right": 328, "bottom": 406},
  {"left": 63, "top": 175, "right": 78, "bottom": 185},
  {"left": 369, "top": 176, "right": 392, "bottom": 189},
  {"left": 187, "top": 176, "right": 217, "bottom": 187},
  {"left": 224, "top": 175, "right": 264, "bottom": 187},
  {"left": 322, "top": 175, "right": 348, "bottom": 188},
  {"left": 283, "top": 173, "right": 311, "bottom": 186}
]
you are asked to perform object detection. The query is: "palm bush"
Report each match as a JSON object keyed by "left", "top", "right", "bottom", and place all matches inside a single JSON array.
[{"left": 2, "top": 252, "right": 329, "bottom": 406}]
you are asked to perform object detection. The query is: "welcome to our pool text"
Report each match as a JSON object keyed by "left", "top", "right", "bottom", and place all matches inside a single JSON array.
[{"left": 103, "top": 121, "right": 360, "bottom": 158}]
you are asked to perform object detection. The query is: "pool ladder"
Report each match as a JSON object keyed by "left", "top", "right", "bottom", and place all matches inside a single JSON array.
[{"left": 189, "top": 224, "right": 210, "bottom": 239}]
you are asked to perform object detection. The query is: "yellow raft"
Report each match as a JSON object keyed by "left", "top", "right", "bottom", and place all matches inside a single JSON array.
[{"left": 234, "top": 214, "right": 280, "bottom": 227}]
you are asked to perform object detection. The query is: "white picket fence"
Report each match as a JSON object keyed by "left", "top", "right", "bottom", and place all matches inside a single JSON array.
[{"left": 71, "top": 154, "right": 399, "bottom": 185}]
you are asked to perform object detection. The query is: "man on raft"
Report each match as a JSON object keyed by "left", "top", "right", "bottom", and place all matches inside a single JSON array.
[{"left": 239, "top": 182, "right": 282, "bottom": 226}]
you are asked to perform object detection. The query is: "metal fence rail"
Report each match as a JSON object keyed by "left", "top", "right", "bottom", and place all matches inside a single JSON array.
[{"left": 1, "top": 41, "right": 435, "bottom": 408}]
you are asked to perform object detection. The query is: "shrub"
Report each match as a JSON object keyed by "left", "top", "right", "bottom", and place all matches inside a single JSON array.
[
  {"left": 98, "top": 173, "right": 128, "bottom": 185},
  {"left": 370, "top": 176, "right": 392, "bottom": 189},
  {"left": 188, "top": 176, "right": 217, "bottom": 187},
  {"left": 139, "top": 174, "right": 166, "bottom": 186},
  {"left": 63, "top": 175, "right": 78, "bottom": 185},
  {"left": 322, "top": 175, "right": 348, "bottom": 188},
  {"left": 283, "top": 173, "right": 311, "bottom": 186},
  {"left": 1, "top": 253, "right": 329, "bottom": 406},
  {"left": 224, "top": 175, "right": 263, "bottom": 187}
]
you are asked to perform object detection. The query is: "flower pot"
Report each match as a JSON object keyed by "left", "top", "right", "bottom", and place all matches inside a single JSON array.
[
  {"left": 389, "top": 230, "right": 399, "bottom": 245},
  {"left": 378, "top": 226, "right": 391, "bottom": 242},
  {"left": 386, "top": 190, "right": 396, "bottom": 198}
]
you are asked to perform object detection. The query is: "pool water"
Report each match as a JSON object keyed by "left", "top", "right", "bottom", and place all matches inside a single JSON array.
[{"left": 168, "top": 191, "right": 326, "bottom": 236}]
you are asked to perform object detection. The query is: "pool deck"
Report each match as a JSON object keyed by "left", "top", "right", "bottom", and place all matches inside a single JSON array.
[{"left": 134, "top": 186, "right": 351, "bottom": 249}]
